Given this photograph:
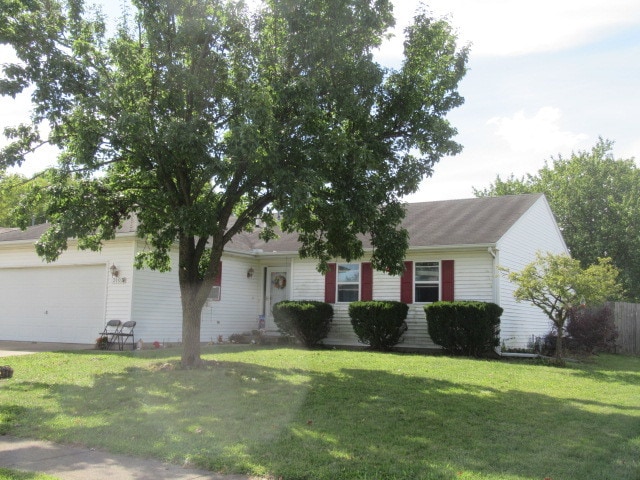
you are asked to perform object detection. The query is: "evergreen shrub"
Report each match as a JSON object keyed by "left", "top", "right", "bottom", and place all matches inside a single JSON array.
[
  {"left": 424, "top": 301, "right": 502, "bottom": 357},
  {"left": 272, "top": 300, "right": 333, "bottom": 347},
  {"left": 349, "top": 301, "right": 409, "bottom": 351}
]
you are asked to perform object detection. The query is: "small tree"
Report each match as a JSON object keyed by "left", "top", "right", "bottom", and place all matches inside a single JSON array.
[{"left": 504, "top": 252, "right": 623, "bottom": 362}]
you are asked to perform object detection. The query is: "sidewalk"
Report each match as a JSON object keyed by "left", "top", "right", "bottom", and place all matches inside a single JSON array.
[{"left": 0, "top": 436, "right": 260, "bottom": 480}]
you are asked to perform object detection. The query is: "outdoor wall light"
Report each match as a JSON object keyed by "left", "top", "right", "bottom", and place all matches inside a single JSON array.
[
  {"left": 247, "top": 267, "right": 255, "bottom": 279},
  {"left": 110, "top": 263, "right": 120, "bottom": 278}
]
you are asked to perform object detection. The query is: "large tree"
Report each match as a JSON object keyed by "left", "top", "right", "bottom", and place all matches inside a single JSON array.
[
  {"left": 503, "top": 252, "right": 623, "bottom": 362},
  {"left": 0, "top": 0, "right": 468, "bottom": 367},
  {"left": 474, "top": 139, "right": 640, "bottom": 300}
]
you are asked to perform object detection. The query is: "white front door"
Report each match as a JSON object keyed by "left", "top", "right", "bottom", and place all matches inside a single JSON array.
[{"left": 265, "top": 267, "right": 289, "bottom": 331}]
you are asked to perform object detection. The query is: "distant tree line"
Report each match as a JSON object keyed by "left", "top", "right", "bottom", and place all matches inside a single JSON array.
[{"left": 475, "top": 138, "right": 640, "bottom": 300}]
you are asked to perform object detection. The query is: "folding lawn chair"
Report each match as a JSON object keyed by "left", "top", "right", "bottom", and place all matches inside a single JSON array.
[
  {"left": 98, "top": 319, "right": 122, "bottom": 350},
  {"left": 115, "top": 321, "right": 136, "bottom": 351}
]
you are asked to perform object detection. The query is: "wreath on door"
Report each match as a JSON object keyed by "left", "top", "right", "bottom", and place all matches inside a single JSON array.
[{"left": 272, "top": 274, "right": 287, "bottom": 289}]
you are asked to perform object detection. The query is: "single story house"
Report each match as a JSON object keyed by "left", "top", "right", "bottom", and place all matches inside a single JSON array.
[{"left": 0, "top": 193, "right": 568, "bottom": 349}]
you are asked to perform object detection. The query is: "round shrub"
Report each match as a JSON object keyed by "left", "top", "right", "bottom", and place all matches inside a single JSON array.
[
  {"left": 424, "top": 301, "right": 502, "bottom": 357},
  {"left": 272, "top": 300, "right": 333, "bottom": 347},
  {"left": 349, "top": 301, "right": 409, "bottom": 351}
]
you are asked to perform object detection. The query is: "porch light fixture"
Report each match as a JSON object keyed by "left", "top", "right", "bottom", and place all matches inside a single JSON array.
[
  {"left": 110, "top": 263, "right": 120, "bottom": 278},
  {"left": 247, "top": 267, "right": 255, "bottom": 279}
]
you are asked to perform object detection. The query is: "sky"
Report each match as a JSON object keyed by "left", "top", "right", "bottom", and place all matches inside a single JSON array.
[{"left": 1, "top": 0, "right": 639, "bottom": 201}]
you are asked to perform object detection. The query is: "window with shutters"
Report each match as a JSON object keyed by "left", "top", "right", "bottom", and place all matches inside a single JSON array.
[
  {"left": 337, "top": 263, "right": 360, "bottom": 302},
  {"left": 325, "top": 262, "right": 372, "bottom": 303},
  {"left": 414, "top": 261, "right": 439, "bottom": 303}
]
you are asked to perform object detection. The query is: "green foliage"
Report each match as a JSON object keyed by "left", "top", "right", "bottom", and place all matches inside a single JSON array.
[
  {"left": 504, "top": 252, "right": 623, "bottom": 359},
  {"left": 348, "top": 300, "right": 409, "bottom": 350},
  {"left": 1, "top": 0, "right": 467, "bottom": 365},
  {"left": 475, "top": 138, "right": 640, "bottom": 299},
  {"left": 424, "top": 301, "right": 502, "bottom": 357},
  {"left": 272, "top": 300, "right": 333, "bottom": 347},
  {"left": 0, "top": 172, "right": 49, "bottom": 227}
]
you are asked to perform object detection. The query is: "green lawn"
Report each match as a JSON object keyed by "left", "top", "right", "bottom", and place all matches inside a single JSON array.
[{"left": 1, "top": 346, "right": 638, "bottom": 479}]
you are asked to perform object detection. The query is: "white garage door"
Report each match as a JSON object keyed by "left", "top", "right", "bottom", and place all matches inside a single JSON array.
[{"left": 0, "top": 264, "right": 106, "bottom": 344}]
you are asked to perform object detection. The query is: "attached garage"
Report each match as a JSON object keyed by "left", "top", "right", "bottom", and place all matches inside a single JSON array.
[{"left": 0, "top": 264, "right": 107, "bottom": 343}]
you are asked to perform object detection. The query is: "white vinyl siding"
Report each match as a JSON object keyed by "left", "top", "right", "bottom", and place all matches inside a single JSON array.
[
  {"left": 496, "top": 196, "right": 569, "bottom": 348},
  {"left": 132, "top": 241, "right": 263, "bottom": 343}
]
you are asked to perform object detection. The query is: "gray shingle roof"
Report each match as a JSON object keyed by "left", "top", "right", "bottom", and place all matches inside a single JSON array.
[
  {"left": 0, "top": 194, "right": 544, "bottom": 252},
  {"left": 0, "top": 216, "right": 139, "bottom": 242},
  {"left": 239, "top": 193, "right": 544, "bottom": 252}
]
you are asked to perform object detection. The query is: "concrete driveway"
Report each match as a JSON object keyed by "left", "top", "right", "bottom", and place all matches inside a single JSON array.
[{"left": 0, "top": 341, "right": 92, "bottom": 357}]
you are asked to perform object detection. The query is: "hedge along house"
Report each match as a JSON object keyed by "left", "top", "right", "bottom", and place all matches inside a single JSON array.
[{"left": 0, "top": 193, "right": 567, "bottom": 349}]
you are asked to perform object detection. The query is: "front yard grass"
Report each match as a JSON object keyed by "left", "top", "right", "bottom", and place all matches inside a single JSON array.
[{"left": 0, "top": 346, "right": 638, "bottom": 479}]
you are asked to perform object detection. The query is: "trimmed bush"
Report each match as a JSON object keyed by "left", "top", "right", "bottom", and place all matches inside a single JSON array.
[
  {"left": 566, "top": 304, "right": 618, "bottom": 354},
  {"left": 424, "top": 301, "right": 502, "bottom": 357},
  {"left": 349, "top": 301, "right": 409, "bottom": 351},
  {"left": 272, "top": 300, "right": 333, "bottom": 347}
]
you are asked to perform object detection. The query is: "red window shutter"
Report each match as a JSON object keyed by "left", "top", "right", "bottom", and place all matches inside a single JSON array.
[
  {"left": 400, "top": 261, "right": 413, "bottom": 304},
  {"left": 213, "top": 261, "right": 222, "bottom": 286},
  {"left": 324, "top": 263, "right": 337, "bottom": 303},
  {"left": 442, "top": 260, "right": 454, "bottom": 301},
  {"left": 361, "top": 262, "right": 373, "bottom": 301}
]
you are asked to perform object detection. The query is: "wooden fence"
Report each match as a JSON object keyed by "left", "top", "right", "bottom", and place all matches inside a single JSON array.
[{"left": 609, "top": 302, "right": 640, "bottom": 355}]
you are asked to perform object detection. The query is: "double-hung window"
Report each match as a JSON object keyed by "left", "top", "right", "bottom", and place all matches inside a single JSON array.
[
  {"left": 414, "top": 261, "right": 440, "bottom": 302},
  {"left": 325, "top": 262, "right": 373, "bottom": 303},
  {"left": 337, "top": 263, "right": 360, "bottom": 302}
]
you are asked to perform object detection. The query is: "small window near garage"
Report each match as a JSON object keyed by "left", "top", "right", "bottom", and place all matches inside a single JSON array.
[
  {"left": 337, "top": 263, "right": 360, "bottom": 302},
  {"left": 415, "top": 261, "right": 439, "bottom": 303}
]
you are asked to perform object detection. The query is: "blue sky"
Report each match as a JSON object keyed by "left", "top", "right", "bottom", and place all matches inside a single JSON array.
[{"left": 2, "top": 0, "right": 639, "bottom": 201}]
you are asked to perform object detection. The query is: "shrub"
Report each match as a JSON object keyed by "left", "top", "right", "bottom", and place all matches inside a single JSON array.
[
  {"left": 95, "top": 336, "right": 109, "bottom": 350},
  {"left": 566, "top": 304, "right": 618, "bottom": 354},
  {"left": 424, "top": 301, "right": 502, "bottom": 357},
  {"left": 272, "top": 300, "right": 333, "bottom": 347},
  {"left": 349, "top": 301, "right": 409, "bottom": 351}
]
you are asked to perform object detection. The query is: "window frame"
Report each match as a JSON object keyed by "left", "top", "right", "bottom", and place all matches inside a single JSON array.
[
  {"left": 336, "top": 262, "right": 361, "bottom": 303},
  {"left": 413, "top": 261, "right": 441, "bottom": 304}
]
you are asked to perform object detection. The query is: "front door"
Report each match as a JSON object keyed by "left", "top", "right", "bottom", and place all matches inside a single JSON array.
[{"left": 265, "top": 267, "right": 289, "bottom": 331}]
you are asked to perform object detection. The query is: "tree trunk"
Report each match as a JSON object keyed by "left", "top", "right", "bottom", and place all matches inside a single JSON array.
[
  {"left": 177, "top": 235, "right": 221, "bottom": 368},
  {"left": 555, "top": 328, "right": 563, "bottom": 362},
  {"left": 181, "top": 292, "right": 204, "bottom": 368}
]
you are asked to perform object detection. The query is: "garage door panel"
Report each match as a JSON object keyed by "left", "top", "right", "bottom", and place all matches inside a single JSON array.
[{"left": 0, "top": 265, "right": 106, "bottom": 343}]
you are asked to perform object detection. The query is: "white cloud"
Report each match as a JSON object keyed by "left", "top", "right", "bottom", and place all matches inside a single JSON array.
[
  {"left": 487, "top": 107, "right": 588, "bottom": 154},
  {"left": 389, "top": 0, "right": 640, "bottom": 57}
]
